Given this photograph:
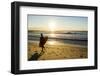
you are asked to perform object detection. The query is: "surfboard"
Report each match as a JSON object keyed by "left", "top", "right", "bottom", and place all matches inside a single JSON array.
[
  {"left": 43, "top": 36, "right": 48, "bottom": 45},
  {"left": 39, "top": 36, "right": 48, "bottom": 47}
]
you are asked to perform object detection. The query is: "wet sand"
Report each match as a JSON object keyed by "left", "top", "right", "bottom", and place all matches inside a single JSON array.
[{"left": 28, "top": 42, "right": 87, "bottom": 61}]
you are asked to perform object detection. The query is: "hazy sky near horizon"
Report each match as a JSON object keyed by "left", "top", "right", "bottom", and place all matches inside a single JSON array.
[{"left": 28, "top": 15, "right": 88, "bottom": 31}]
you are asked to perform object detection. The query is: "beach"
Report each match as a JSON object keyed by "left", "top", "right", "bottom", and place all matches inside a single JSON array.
[
  {"left": 28, "top": 42, "right": 87, "bottom": 61},
  {"left": 27, "top": 15, "right": 88, "bottom": 61}
]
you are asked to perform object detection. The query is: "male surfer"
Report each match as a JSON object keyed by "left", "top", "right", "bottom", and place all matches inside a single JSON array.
[{"left": 39, "top": 33, "right": 48, "bottom": 52}]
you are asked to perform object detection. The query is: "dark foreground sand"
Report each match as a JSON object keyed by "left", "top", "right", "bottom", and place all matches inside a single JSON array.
[{"left": 28, "top": 42, "right": 87, "bottom": 61}]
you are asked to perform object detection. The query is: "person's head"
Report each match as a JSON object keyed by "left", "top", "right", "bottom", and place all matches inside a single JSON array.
[{"left": 41, "top": 33, "right": 43, "bottom": 37}]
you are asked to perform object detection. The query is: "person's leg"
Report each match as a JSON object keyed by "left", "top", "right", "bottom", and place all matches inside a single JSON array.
[
  {"left": 42, "top": 47, "right": 44, "bottom": 52},
  {"left": 42, "top": 46, "right": 45, "bottom": 53}
]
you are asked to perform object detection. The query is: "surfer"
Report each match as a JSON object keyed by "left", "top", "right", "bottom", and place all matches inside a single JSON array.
[{"left": 39, "top": 33, "right": 48, "bottom": 52}]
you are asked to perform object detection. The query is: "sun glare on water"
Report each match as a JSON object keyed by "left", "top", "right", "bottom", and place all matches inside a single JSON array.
[
  {"left": 48, "top": 41, "right": 56, "bottom": 45},
  {"left": 48, "top": 21, "right": 57, "bottom": 45},
  {"left": 50, "top": 33, "right": 55, "bottom": 37}
]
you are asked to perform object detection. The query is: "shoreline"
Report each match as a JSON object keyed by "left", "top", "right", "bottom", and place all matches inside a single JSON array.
[{"left": 28, "top": 40, "right": 87, "bottom": 48}]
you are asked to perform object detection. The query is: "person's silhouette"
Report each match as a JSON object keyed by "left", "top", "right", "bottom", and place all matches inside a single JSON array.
[
  {"left": 39, "top": 33, "right": 44, "bottom": 52},
  {"left": 39, "top": 33, "right": 48, "bottom": 52}
]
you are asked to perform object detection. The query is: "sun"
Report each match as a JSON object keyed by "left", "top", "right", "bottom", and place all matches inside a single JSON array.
[{"left": 48, "top": 21, "right": 56, "bottom": 32}]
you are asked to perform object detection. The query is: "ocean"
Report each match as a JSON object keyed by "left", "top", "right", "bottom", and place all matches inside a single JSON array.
[{"left": 28, "top": 31, "right": 88, "bottom": 47}]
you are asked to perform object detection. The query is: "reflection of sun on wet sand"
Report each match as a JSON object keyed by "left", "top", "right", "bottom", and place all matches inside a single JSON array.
[{"left": 28, "top": 42, "right": 87, "bottom": 61}]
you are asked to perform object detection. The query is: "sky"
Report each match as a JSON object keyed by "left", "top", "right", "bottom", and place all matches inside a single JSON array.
[{"left": 28, "top": 15, "right": 88, "bottom": 31}]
